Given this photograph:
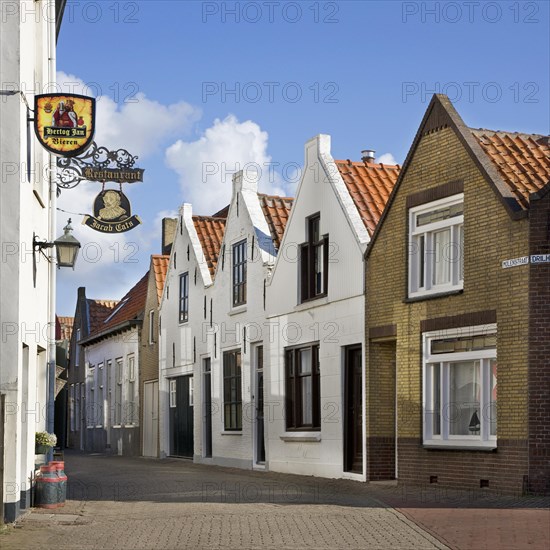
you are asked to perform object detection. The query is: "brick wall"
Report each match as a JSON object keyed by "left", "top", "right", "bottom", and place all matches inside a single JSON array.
[
  {"left": 365, "top": 125, "right": 532, "bottom": 493},
  {"left": 528, "top": 189, "right": 550, "bottom": 494},
  {"left": 367, "top": 340, "right": 396, "bottom": 480},
  {"left": 139, "top": 266, "right": 160, "bottom": 454}
]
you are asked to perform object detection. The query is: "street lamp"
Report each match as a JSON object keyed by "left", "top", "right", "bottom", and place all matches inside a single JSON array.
[{"left": 33, "top": 218, "right": 81, "bottom": 286}]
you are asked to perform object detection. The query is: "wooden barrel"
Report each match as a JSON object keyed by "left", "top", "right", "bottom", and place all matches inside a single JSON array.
[
  {"left": 49, "top": 461, "right": 67, "bottom": 506},
  {"left": 36, "top": 465, "right": 60, "bottom": 509}
]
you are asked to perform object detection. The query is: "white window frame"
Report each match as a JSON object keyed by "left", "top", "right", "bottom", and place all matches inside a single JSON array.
[
  {"left": 189, "top": 377, "right": 194, "bottom": 407},
  {"left": 126, "top": 354, "right": 137, "bottom": 426},
  {"left": 409, "top": 193, "right": 464, "bottom": 298},
  {"left": 96, "top": 363, "right": 104, "bottom": 427},
  {"left": 114, "top": 358, "right": 123, "bottom": 426},
  {"left": 423, "top": 324, "right": 497, "bottom": 449},
  {"left": 169, "top": 379, "right": 177, "bottom": 408},
  {"left": 87, "top": 364, "right": 95, "bottom": 428}
]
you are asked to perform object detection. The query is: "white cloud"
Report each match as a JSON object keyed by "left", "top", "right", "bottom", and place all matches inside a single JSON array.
[
  {"left": 56, "top": 72, "right": 201, "bottom": 158},
  {"left": 376, "top": 152, "right": 398, "bottom": 165},
  {"left": 165, "top": 114, "right": 288, "bottom": 215}
]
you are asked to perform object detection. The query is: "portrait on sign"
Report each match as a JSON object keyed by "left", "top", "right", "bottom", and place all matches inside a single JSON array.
[{"left": 34, "top": 93, "right": 95, "bottom": 157}]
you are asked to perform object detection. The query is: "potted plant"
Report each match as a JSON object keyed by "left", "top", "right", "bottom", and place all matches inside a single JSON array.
[{"left": 35, "top": 432, "right": 57, "bottom": 454}]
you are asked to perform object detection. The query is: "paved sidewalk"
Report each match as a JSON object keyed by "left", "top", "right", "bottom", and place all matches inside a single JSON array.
[{"left": 1, "top": 451, "right": 548, "bottom": 549}]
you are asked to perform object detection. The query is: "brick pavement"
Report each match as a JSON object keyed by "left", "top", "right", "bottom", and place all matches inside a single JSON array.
[{"left": 1, "top": 451, "right": 548, "bottom": 549}]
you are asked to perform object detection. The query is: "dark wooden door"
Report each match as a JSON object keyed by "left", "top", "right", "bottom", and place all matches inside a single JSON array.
[
  {"left": 170, "top": 375, "right": 194, "bottom": 458},
  {"left": 203, "top": 358, "right": 212, "bottom": 458},
  {"left": 344, "top": 346, "right": 363, "bottom": 473}
]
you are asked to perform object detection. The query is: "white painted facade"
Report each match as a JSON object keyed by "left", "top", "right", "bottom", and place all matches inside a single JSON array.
[
  {"left": 159, "top": 172, "right": 279, "bottom": 469},
  {"left": 81, "top": 329, "right": 141, "bottom": 456},
  {"left": 0, "top": 0, "right": 58, "bottom": 521},
  {"left": 159, "top": 204, "right": 214, "bottom": 460},
  {"left": 265, "top": 135, "right": 368, "bottom": 480}
]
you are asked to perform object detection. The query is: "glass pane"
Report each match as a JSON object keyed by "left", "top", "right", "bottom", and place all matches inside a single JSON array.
[
  {"left": 310, "top": 217, "right": 320, "bottom": 242},
  {"left": 418, "top": 235, "right": 425, "bottom": 288},
  {"left": 490, "top": 360, "right": 497, "bottom": 436},
  {"left": 432, "top": 364, "right": 441, "bottom": 436},
  {"left": 314, "top": 243, "right": 323, "bottom": 294},
  {"left": 301, "top": 376, "right": 312, "bottom": 425},
  {"left": 299, "top": 348, "right": 311, "bottom": 374},
  {"left": 417, "top": 202, "right": 463, "bottom": 227},
  {"left": 449, "top": 361, "right": 480, "bottom": 436},
  {"left": 459, "top": 224, "right": 464, "bottom": 281},
  {"left": 432, "top": 229, "right": 451, "bottom": 286}
]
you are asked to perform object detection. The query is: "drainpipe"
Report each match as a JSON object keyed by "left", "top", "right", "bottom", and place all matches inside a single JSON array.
[{"left": 46, "top": 0, "right": 57, "bottom": 459}]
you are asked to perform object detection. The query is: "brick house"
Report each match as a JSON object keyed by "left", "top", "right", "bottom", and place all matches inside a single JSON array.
[
  {"left": 140, "top": 255, "right": 170, "bottom": 457},
  {"left": 364, "top": 94, "right": 550, "bottom": 494}
]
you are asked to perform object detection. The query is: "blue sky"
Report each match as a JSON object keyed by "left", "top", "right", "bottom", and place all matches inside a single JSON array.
[{"left": 55, "top": 0, "right": 549, "bottom": 314}]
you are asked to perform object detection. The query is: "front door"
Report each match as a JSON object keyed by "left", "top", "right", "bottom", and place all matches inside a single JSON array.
[
  {"left": 255, "top": 346, "right": 266, "bottom": 464},
  {"left": 203, "top": 359, "right": 212, "bottom": 458},
  {"left": 169, "top": 375, "right": 194, "bottom": 458},
  {"left": 143, "top": 381, "right": 159, "bottom": 457},
  {"left": 344, "top": 345, "right": 363, "bottom": 473}
]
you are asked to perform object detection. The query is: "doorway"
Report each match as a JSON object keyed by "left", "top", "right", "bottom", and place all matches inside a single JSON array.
[
  {"left": 169, "top": 375, "right": 194, "bottom": 458},
  {"left": 344, "top": 345, "right": 363, "bottom": 473},
  {"left": 143, "top": 381, "right": 159, "bottom": 457},
  {"left": 254, "top": 345, "right": 266, "bottom": 465},
  {"left": 202, "top": 358, "right": 212, "bottom": 458}
]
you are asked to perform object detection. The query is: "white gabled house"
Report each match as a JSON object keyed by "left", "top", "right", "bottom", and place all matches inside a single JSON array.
[
  {"left": 265, "top": 135, "right": 399, "bottom": 479},
  {"left": 159, "top": 172, "right": 293, "bottom": 469}
]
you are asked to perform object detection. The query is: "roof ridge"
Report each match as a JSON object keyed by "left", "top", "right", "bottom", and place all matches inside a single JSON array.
[{"left": 470, "top": 127, "right": 548, "bottom": 140}]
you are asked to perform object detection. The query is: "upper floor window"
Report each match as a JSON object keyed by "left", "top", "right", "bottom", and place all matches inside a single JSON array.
[
  {"left": 423, "top": 326, "right": 497, "bottom": 448},
  {"left": 179, "top": 272, "right": 189, "bottom": 323},
  {"left": 232, "top": 240, "right": 247, "bottom": 307},
  {"left": 300, "top": 214, "right": 328, "bottom": 303},
  {"left": 409, "top": 194, "right": 464, "bottom": 298},
  {"left": 148, "top": 309, "right": 155, "bottom": 344}
]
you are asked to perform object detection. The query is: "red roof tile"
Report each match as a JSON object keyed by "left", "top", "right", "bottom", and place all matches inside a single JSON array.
[
  {"left": 151, "top": 255, "right": 170, "bottom": 304},
  {"left": 57, "top": 316, "right": 74, "bottom": 341},
  {"left": 192, "top": 216, "right": 226, "bottom": 278},
  {"left": 94, "top": 273, "right": 149, "bottom": 335},
  {"left": 87, "top": 299, "right": 119, "bottom": 334},
  {"left": 334, "top": 160, "right": 400, "bottom": 235},
  {"left": 471, "top": 130, "right": 550, "bottom": 209},
  {"left": 258, "top": 194, "right": 294, "bottom": 250}
]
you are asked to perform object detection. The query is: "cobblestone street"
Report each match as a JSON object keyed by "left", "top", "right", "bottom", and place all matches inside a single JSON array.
[{"left": 1, "top": 451, "right": 548, "bottom": 549}]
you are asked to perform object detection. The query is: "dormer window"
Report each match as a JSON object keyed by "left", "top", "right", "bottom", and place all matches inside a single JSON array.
[
  {"left": 232, "top": 239, "right": 247, "bottom": 307},
  {"left": 300, "top": 214, "right": 328, "bottom": 303}
]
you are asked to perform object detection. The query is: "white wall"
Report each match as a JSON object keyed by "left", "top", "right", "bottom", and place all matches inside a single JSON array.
[
  {"left": 0, "top": 0, "right": 53, "bottom": 519},
  {"left": 265, "top": 135, "right": 367, "bottom": 480}
]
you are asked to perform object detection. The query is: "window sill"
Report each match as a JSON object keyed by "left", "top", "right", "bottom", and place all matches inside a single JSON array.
[
  {"left": 229, "top": 305, "right": 247, "bottom": 316},
  {"left": 280, "top": 432, "right": 321, "bottom": 442},
  {"left": 423, "top": 443, "right": 496, "bottom": 451},
  {"left": 294, "top": 296, "right": 328, "bottom": 312},
  {"left": 221, "top": 431, "right": 242, "bottom": 435},
  {"left": 404, "top": 288, "right": 463, "bottom": 303}
]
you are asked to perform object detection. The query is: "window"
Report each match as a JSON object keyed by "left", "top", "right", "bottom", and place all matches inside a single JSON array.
[
  {"left": 75, "top": 383, "right": 80, "bottom": 430},
  {"left": 75, "top": 329, "right": 81, "bottom": 367},
  {"left": 189, "top": 377, "right": 194, "bottom": 407},
  {"left": 409, "top": 194, "right": 464, "bottom": 297},
  {"left": 169, "top": 379, "right": 177, "bottom": 408},
  {"left": 87, "top": 365, "right": 95, "bottom": 427},
  {"left": 223, "top": 350, "right": 242, "bottom": 430},
  {"left": 423, "top": 325, "right": 497, "bottom": 448},
  {"left": 300, "top": 215, "right": 328, "bottom": 302},
  {"left": 149, "top": 309, "right": 155, "bottom": 344},
  {"left": 179, "top": 272, "right": 189, "bottom": 323},
  {"left": 232, "top": 240, "right": 247, "bottom": 306},
  {"left": 126, "top": 355, "right": 136, "bottom": 425},
  {"left": 97, "top": 363, "right": 104, "bottom": 427},
  {"left": 114, "top": 358, "right": 123, "bottom": 425},
  {"left": 285, "top": 344, "right": 320, "bottom": 430}
]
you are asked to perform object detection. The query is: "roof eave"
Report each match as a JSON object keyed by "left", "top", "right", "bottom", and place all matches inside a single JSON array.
[{"left": 79, "top": 319, "right": 141, "bottom": 346}]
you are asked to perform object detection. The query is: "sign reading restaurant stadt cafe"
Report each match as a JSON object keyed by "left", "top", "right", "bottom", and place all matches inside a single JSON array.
[{"left": 34, "top": 94, "right": 144, "bottom": 235}]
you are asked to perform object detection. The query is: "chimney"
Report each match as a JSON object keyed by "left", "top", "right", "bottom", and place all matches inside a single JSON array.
[
  {"left": 361, "top": 149, "right": 376, "bottom": 164},
  {"left": 162, "top": 217, "right": 178, "bottom": 255}
]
